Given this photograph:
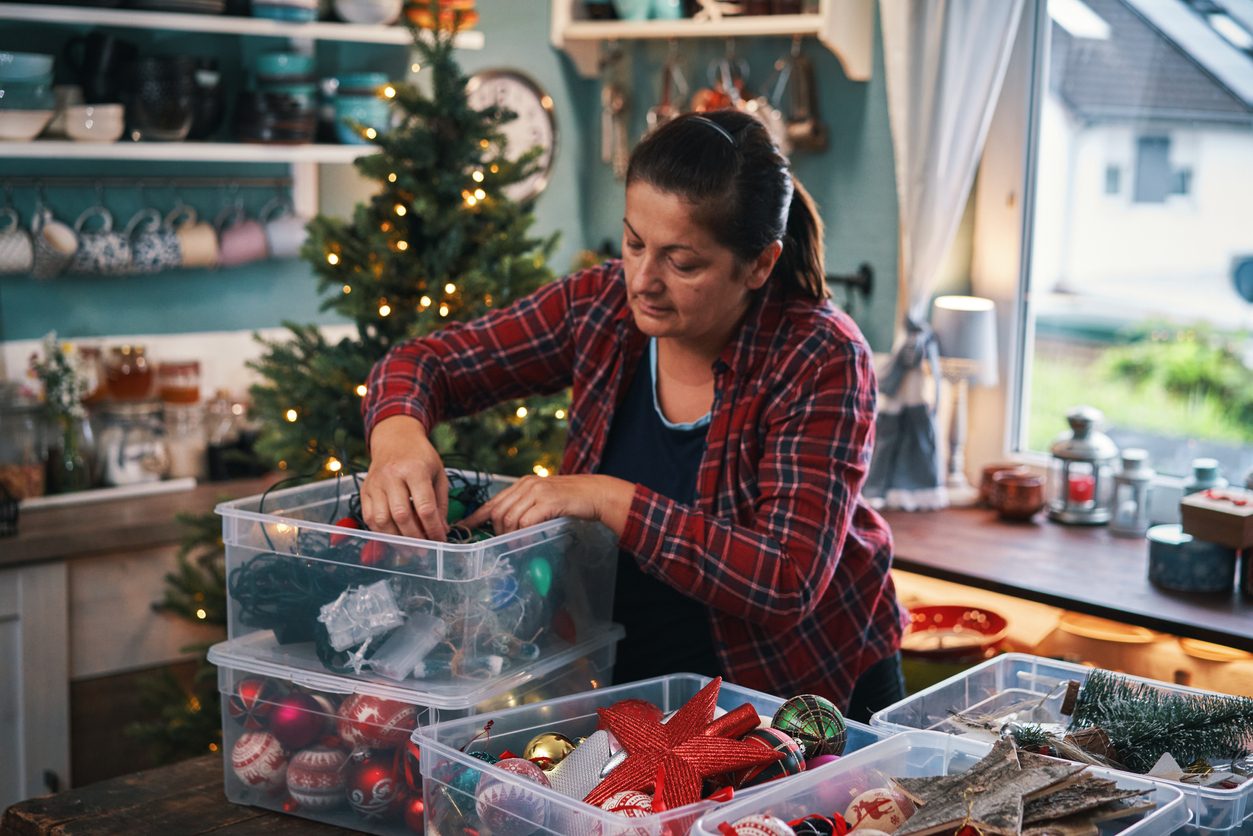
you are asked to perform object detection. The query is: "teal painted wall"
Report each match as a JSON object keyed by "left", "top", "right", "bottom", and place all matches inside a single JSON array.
[{"left": 0, "top": 1, "right": 899, "bottom": 350}]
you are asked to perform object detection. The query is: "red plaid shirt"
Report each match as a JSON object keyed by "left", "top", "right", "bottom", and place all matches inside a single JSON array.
[{"left": 365, "top": 261, "right": 905, "bottom": 708}]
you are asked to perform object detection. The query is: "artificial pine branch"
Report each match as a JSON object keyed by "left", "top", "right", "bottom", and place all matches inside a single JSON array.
[{"left": 1070, "top": 668, "right": 1253, "bottom": 773}]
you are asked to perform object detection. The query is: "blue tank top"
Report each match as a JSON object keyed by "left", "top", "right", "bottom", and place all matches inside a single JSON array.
[{"left": 597, "top": 339, "right": 722, "bottom": 681}]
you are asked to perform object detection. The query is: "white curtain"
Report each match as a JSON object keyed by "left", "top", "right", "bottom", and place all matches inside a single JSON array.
[{"left": 864, "top": 0, "right": 1025, "bottom": 511}]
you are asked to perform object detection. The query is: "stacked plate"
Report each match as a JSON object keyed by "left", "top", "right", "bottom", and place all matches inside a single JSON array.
[
  {"left": 129, "top": 0, "right": 226, "bottom": 12},
  {"left": 252, "top": 0, "right": 318, "bottom": 22}
]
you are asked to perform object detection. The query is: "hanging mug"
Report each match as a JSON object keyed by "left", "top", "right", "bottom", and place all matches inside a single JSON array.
[
  {"left": 166, "top": 204, "right": 218, "bottom": 269},
  {"left": 126, "top": 208, "right": 182, "bottom": 274},
  {"left": 31, "top": 206, "right": 80, "bottom": 280},
  {"left": 0, "top": 206, "right": 34, "bottom": 274},
  {"left": 260, "top": 197, "right": 309, "bottom": 260},
  {"left": 215, "top": 203, "right": 268, "bottom": 267},
  {"left": 72, "top": 205, "right": 132, "bottom": 275}
]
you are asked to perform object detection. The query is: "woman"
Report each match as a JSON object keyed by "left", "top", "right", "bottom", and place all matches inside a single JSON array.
[{"left": 361, "top": 110, "right": 906, "bottom": 721}]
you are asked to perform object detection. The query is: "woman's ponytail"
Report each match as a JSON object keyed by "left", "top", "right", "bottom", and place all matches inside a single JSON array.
[{"left": 773, "top": 177, "right": 828, "bottom": 301}]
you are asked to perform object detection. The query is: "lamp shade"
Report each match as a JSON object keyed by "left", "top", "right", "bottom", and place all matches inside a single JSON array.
[{"left": 931, "top": 295, "right": 998, "bottom": 386}]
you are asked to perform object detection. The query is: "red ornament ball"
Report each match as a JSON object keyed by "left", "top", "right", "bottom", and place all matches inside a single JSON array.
[
  {"left": 732, "top": 728, "right": 805, "bottom": 789},
  {"left": 270, "top": 693, "right": 327, "bottom": 750},
  {"left": 345, "top": 695, "right": 418, "bottom": 749},
  {"left": 228, "top": 677, "right": 281, "bottom": 730},
  {"left": 347, "top": 753, "right": 404, "bottom": 821},
  {"left": 287, "top": 745, "right": 348, "bottom": 811},
  {"left": 844, "top": 788, "right": 915, "bottom": 833},
  {"left": 476, "top": 757, "right": 552, "bottom": 836},
  {"left": 595, "top": 699, "right": 663, "bottom": 731},
  {"left": 600, "top": 789, "right": 653, "bottom": 816},
  {"left": 404, "top": 792, "right": 426, "bottom": 833},
  {"left": 806, "top": 754, "right": 841, "bottom": 770},
  {"left": 726, "top": 814, "right": 798, "bottom": 836},
  {"left": 232, "top": 731, "right": 289, "bottom": 791},
  {"left": 336, "top": 694, "right": 368, "bottom": 749}
]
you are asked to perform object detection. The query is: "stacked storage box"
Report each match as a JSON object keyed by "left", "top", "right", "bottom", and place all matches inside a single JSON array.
[
  {"left": 871, "top": 654, "right": 1253, "bottom": 836},
  {"left": 415, "top": 673, "right": 893, "bottom": 836},
  {"left": 212, "top": 472, "right": 624, "bottom": 834}
]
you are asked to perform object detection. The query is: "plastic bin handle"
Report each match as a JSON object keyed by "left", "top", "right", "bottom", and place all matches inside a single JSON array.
[
  {"left": 289, "top": 671, "right": 356, "bottom": 695},
  {"left": 493, "top": 531, "right": 573, "bottom": 564}
]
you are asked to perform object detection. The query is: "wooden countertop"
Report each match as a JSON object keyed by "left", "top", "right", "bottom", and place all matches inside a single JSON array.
[
  {"left": 2, "top": 476, "right": 280, "bottom": 568},
  {"left": 883, "top": 507, "right": 1253, "bottom": 652},
  {"left": 1, "top": 754, "right": 350, "bottom": 836}
]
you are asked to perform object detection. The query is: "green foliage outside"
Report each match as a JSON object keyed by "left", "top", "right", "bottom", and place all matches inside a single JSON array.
[{"left": 1028, "top": 324, "right": 1253, "bottom": 452}]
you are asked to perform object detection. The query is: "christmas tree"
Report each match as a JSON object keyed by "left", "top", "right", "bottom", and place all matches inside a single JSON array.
[{"left": 249, "top": 3, "right": 568, "bottom": 480}]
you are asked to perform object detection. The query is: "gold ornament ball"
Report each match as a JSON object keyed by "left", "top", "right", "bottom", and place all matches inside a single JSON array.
[{"left": 523, "top": 732, "right": 575, "bottom": 771}]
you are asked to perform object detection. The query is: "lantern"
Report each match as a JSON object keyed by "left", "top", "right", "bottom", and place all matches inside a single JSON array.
[
  {"left": 1047, "top": 405, "right": 1118, "bottom": 525},
  {"left": 1110, "top": 449, "right": 1153, "bottom": 538}
]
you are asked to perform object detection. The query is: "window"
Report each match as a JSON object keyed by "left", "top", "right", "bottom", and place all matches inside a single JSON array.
[{"left": 1018, "top": 0, "right": 1253, "bottom": 480}]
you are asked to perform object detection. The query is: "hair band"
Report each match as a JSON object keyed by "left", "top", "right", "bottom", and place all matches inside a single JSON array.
[{"left": 688, "top": 115, "right": 739, "bottom": 149}]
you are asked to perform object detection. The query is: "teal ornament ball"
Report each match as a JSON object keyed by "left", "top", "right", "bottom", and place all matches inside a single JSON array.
[
  {"left": 771, "top": 694, "right": 847, "bottom": 758},
  {"left": 526, "top": 557, "right": 552, "bottom": 597}
]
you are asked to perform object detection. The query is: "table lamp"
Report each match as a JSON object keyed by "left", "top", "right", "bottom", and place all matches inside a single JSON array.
[{"left": 931, "top": 295, "right": 998, "bottom": 505}]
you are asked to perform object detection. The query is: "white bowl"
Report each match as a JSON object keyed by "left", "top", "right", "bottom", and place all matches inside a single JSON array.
[
  {"left": 334, "top": 0, "right": 402, "bottom": 25},
  {"left": 65, "top": 104, "right": 125, "bottom": 142},
  {"left": 0, "top": 109, "right": 53, "bottom": 141}
]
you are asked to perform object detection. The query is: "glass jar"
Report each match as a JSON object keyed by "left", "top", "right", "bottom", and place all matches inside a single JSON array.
[
  {"left": 0, "top": 383, "right": 47, "bottom": 500},
  {"left": 157, "top": 360, "right": 202, "bottom": 405},
  {"left": 165, "top": 403, "right": 207, "bottom": 480},
  {"left": 105, "top": 345, "right": 153, "bottom": 400},
  {"left": 98, "top": 399, "right": 168, "bottom": 486}
]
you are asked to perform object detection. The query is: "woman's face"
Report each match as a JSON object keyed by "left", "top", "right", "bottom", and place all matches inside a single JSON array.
[{"left": 622, "top": 181, "right": 777, "bottom": 352}]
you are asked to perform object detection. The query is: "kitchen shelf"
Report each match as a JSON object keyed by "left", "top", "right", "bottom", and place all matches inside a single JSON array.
[
  {"left": 0, "top": 140, "right": 374, "bottom": 162},
  {"left": 0, "top": 2, "right": 486, "bottom": 47},
  {"left": 550, "top": 0, "right": 872, "bottom": 80}
]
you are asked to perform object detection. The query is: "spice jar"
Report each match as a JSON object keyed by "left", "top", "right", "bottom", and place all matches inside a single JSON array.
[
  {"left": 0, "top": 383, "right": 46, "bottom": 500},
  {"left": 98, "top": 399, "right": 168, "bottom": 486},
  {"left": 157, "top": 360, "right": 201, "bottom": 405},
  {"left": 105, "top": 345, "right": 153, "bottom": 400}
]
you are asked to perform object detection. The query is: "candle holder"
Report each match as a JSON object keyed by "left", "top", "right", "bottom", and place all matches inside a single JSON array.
[
  {"left": 1110, "top": 448, "right": 1154, "bottom": 538},
  {"left": 1048, "top": 405, "right": 1118, "bottom": 525}
]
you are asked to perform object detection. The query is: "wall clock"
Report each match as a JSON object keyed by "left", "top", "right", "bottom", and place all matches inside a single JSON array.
[{"left": 466, "top": 69, "right": 558, "bottom": 204}]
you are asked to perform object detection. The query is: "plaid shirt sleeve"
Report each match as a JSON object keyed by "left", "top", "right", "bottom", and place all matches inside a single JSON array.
[
  {"left": 620, "top": 329, "right": 879, "bottom": 631},
  {"left": 363, "top": 268, "right": 603, "bottom": 440}
]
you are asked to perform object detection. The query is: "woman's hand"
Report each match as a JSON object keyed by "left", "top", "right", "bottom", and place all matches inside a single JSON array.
[
  {"left": 462, "top": 474, "right": 635, "bottom": 537},
  {"left": 361, "top": 415, "right": 450, "bottom": 541}
]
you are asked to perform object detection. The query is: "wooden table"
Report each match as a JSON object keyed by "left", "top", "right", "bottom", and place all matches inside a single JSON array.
[
  {"left": 883, "top": 507, "right": 1253, "bottom": 652},
  {"left": 0, "top": 754, "right": 352, "bottom": 836}
]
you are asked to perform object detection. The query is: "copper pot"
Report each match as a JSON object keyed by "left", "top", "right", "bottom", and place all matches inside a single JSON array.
[{"left": 980, "top": 462, "right": 1029, "bottom": 507}]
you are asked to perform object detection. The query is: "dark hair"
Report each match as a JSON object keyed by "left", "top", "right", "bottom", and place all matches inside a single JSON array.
[{"left": 626, "top": 110, "right": 828, "bottom": 301}]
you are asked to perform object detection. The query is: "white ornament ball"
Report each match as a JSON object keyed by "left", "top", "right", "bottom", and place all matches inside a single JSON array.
[
  {"left": 287, "top": 745, "right": 349, "bottom": 811},
  {"left": 600, "top": 790, "right": 653, "bottom": 816},
  {"left": 845, "top": 788, "right": 916, "bottom": 833},
  {"left": 727, "top": 814, "right": 797, "bottom": 836},
  {"left": 476, "top": 757, "right": 552, "bottom": 836},
  {"left": 232, "top": 731, "right": 289, "bottom": 791}
]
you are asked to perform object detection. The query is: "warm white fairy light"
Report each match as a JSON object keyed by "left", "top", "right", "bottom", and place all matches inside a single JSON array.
[
  {"left": 388, "top": 173, "right": 397, "bottom": 182},
  {"left": 327, "top": 457, "right": 342, "bottom": 472},
  {"left": 466, "top": 195, "right": 477, "bottom": 207},
  {"left": 383, "top": 86, "right": 396, "bottom": 98},
  {"left": 445, "top": 283, "right": 456, "bottom": 293},
  {"left": 555, "top": 409, "right": 566, "bottom": 419},
  {"left": 411, "top": 62, "right": 421, "bottom": 73},
  {"left": 327, "top": 253, "right": 339, "bottom": 265},
  {"left": 356, "top": 384, "right": 367, "bottom": 396},
  {"left": 196, "top": 609, "right": 207, "bottom": 619},
  {"left": 439, "top": 304, "right": 449, "bottom": 316},
  {"left": 420, "top": 295, "right": 431, "bottom": 307},
  {"left": 472, "top": 171, "right": 484, "bottom": 182},
  {"left": 516, "top": 407, "right": 528, "bottom": 418},
  {"left": 365, "top": 128, "right": 377, "bottom": 139},
  {"left": 379, "top": 304, "right": 392, "bottom": 316},
  {"left": 397, "top": 240, "right": 408, "bottom": 251},
  {"left": 395, "top": 204, "right": 406, "bottom": 216},
  {"left": 342, "top": 284, "right": 351, "bottom": 293},
  {"left": 533, "top": 465, "right": 550, "bottom": 477},
  {"left": 474, "top": 189, "right": 485, "bottom": 200},
  {"left": 285, "top": 409, "right": 298, "bottom": 422}
]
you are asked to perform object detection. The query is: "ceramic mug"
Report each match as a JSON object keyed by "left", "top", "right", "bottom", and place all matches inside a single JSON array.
[
  {"left": 71, "top": 205, "right": 132, "bottom": 275},
  {"left": 30, "top": 207, "right": 80, "bottom": 280},
  {"left": 165, "top": 205, "right": 217, "bottom": 269},
  {"left": 215, "top": 204, "right": 268, "bottom": 267},
  {"left": 126, "top": 208, "right": 181, "bottom": 274},
  {"left": 260, "top": 197, "right": 309, "bottom": 260},
  {"left": 0, "top": 206, "right": 34, "bottom": 274}
]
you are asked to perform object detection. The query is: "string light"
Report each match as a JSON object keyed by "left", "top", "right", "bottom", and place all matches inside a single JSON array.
[
  {"left": 533, "top": 465, "right": 550, "bottom": 477},
  {"left": 445, "top": 283, "right": 456, "bottom": 293},
  {"left": 397, "top": 240, "right": 408, "bottom": 250},
  {"left": 555, "top": 409, "right": 566, "bottom": 419},
  {"left": 439, "top": 304, "right": 449, "bottom": 316},
  {"left": 472, "top": 171, "right": 484, "bottom": 182},
  {"left": 383, "top": 86, "right": 396, "bottom": 98},
  {"left": 485, "top": 294, "right": 492, "bottom": 306},
  {"left": 490, "top": 164, "right": 499, "bottom": 173},
  {"left": 466, "top": 196, "right": 477, "bottom": 207},
  {"left": 327, "top": 457, "right": 342, "bottom": 472},
  {"left": 286, "top": 409, "right": 298, "bottom": 422},
  {"left": 356, "top": 384, "right": 367, "bottom": 396},
  {"left": 381, "top": 221, "right": 393, "bottom": 231},
  {"left": 379, "top": 304, "right": 392, "bottom": 316},
  {"left": 474, "top": 189, "right": 486, "bottom": 200},
  {"left": 327, "top": 253, "right": 339, "bottom": 265},
  {"left": 388, "top": 173, "right": 397, "bottom": 182},
  {"left": 342, "top": 284, "right": 351, "bottom": 293},
  {"left": 276, "top": 524, "right": 290, "bottom": 533},
  {"left": 420, "top": 295, "right": 431, "bottom": 307},
  {"left": 516, "top": 407, "right": 528, "bottom": 418},
  {"left": 395, "top": 204, "right": 407, "bottom": 216},
  {"left": 196, "top": 608, "right": 207, "bottom": 620},
  {"left": 480, "top": 139, "right": 489, "bottom": 148},
  {"left": 411, "top": 62, "right": 421, "bottom": 73},
  {"left": 365, "top": 128, "right": 377, "bottom": 140}
]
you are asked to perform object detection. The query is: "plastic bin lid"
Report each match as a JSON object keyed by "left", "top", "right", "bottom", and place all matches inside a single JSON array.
[{"left": 207, "top": 623, "right": 624, "bottom": 710}]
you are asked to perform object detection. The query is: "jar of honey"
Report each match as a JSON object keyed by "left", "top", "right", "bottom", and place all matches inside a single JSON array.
[
  {"left": 105, "top": 345, "right": 153, "bottom": 400},
  {"left": 157, "top": 361, "right": 201, "bottom": 405}
]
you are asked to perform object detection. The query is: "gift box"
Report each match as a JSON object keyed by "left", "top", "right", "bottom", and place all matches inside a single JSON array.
[
  {"left": 216, "top": 471, "right": 619, "bottom": 704},
  {"left": 870, "top": 653, "right": 1253, "bottom": 835},
  {"left": 1181, "top": 488, "right": 1253, "bottom": 551},
  {"left": 415, "top": 673, "right": 893, "bottom": 836},
  {"left": 689, "top": 730, "right": 1189, "bottom": 836},
  {"left": 209, "top": 627, "right": 622, "bottom": 836}
]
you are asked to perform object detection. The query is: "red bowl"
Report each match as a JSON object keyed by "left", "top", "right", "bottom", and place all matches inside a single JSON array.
[{"left": 900, "top": 605, "right": 1009, "bottom": 662}]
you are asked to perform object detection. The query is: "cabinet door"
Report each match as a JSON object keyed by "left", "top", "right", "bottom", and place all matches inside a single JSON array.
[{"left": 0, "top": 562, "right": 70, "bottom": 809}]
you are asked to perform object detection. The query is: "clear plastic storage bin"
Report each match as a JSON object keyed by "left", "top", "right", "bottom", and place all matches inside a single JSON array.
[
  {"left": 870, "top": 654, "right": 1252, "bottom": 835},
  {"left": 216, "top": 472, "right": 619, "bottom": 707},
  {"left": 690, "top": 730, "right": 1190, "bottom": 836},
  {"left": 209, "top": 627, "right": 622, "bottom": 836},
  {"left": 416, "top": 673, "right": 893, "bottom": 836}
]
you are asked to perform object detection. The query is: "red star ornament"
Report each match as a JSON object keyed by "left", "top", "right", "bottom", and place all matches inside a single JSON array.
[{"left": 583, "top": 677, "right": 783, "bottom": 811}]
